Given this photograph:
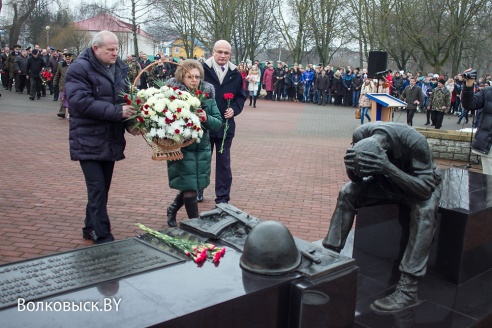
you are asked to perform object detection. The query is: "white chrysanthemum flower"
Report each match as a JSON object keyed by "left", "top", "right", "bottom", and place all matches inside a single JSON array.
[
  {"left": 137, "top": 89, "right": 147, "bottom": 99},
  {"left": 182, "top": 128, "right": 191, "bottom": 139},
  {"left": 148, "top": 128, "right": 157, "bottom": 138},
  {"left": 153, "top": 99, "right": 166, "bottom": 113},
  {"left": 188, "top": 96, "right": 201, "bottom": 108},
  {"left": 156, "top": 128, "right": 166, "bottom": 139},
  {"left": 179, "top": 107, "right": 191, "bottom": 118},
  {"left": 170, "top": 121, "right": 183, "bottom": 134},
  {"left": 157, "top": 116, "right": 166, "bottom": 127}
]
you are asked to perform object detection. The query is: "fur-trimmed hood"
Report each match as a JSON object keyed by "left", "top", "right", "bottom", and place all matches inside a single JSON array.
[{"left": 164, "top": 77, "right": 216, "bottom": 100}]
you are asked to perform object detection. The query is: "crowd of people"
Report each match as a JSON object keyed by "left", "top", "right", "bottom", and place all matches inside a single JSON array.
[{"left": 0, "top": 44, "right": 74, "bottom": 117}]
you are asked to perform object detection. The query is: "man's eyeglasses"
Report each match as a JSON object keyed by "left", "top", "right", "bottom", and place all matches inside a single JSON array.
[{"left": 214, "top": 50, "right": 231, "bottom": 56}]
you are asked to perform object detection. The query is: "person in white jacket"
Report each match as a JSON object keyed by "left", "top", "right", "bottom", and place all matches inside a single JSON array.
[{"left": 246, "top": 65, "right": 260, "bottom": 108}]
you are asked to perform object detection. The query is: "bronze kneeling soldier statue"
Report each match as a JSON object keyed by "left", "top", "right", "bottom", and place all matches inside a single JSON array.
[{"left": 323, "top": 122, "right": 442, "bottom": 313}]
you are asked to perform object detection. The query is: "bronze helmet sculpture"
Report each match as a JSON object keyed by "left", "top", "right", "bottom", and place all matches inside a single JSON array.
[{"left": 240, "top": 220, "right": 301, "bottom": 275}]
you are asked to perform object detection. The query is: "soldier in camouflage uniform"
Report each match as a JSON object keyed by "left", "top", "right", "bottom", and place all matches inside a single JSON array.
[
  {"left": 427, "top": 78, "right": 451, "bottom": 129},
  {"left": 125, "top": 54, "right": 141, "bottom": 87},
  {"left": 148, "top": 55, "right": 167, "bottom": 88}
]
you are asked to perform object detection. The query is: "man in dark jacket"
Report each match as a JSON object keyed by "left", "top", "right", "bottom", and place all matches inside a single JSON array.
[
  {"left": 201, "top": 40, "right": 246, "bottom": 204},
  {"left": 461, "top": 68, "right": 492, "bottom": 174},
  {"left": 401, "top": 77, "right": 423, "bottom": 126},
  {"left": 393, "top": 71, "right": 404, "bottom": 97},
  {"left": 65, "top": 30, "right": 137, "bottom": 244},
  {"left": 14, "top": 50, "right": 29, "bottom": 94},
  {"left": 48, "top": 50, "right": 62, "bottom": 100},
  {"left": 351, "top": 72, "right": 363, "bottom": 108},
  {"left": 7, "top": 45, "right": 21, "bottom": 91},
  {"left": 315, "top": 69, "right": 329, "bottom": 105},
  {"left": 26, "top": 49, "right": 46, "bottom": 100},
  {"left": 273, "top": 62, "right": 285, "bottom": 101}
]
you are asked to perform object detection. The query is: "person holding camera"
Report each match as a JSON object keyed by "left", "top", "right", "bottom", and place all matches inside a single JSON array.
[{"left": 461, "top": 68, "right": 492, "bottom": 175}]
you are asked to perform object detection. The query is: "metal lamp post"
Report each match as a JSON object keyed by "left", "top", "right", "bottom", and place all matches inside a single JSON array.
[{"left": 46, "top": 26, "right": 50, "bottom": 46}]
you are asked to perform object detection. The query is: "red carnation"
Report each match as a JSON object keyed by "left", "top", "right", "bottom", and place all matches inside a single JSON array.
[
  {"left": 123, "top": 94, "right": 128, "bottom": 100},
  {"left": 177, "top": 108, "right": 182, "bottom": 113},
  {"left": 170, "top": 95, "right": 176, "bottom": 100},
  {"left": 126, "top": 99, "right": 132, "bottom": 105},
  {"left": 137, "top": 116, "right": 144, "bottom": 123},
  {"left": 223, "top": 93, "right": 234, "bottom": 100},
  {"left": 136, "top": 98, "right": 141, "bottom": 105},
  {"left": 144, "top": 104, "right": 149, "bottom": 109},
  {"left": 196, "top": 90, "right": 203, "bottom": 95},
  {"left": 205, "top": 92, "right": 209, "bottom": 98},
  {"left": 175, "top": 129, "right": 180, "bottom": 134}
]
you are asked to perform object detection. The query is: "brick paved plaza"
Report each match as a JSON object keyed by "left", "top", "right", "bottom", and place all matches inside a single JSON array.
[{"left": 0, "top": 90, "right": 481, "bottom": 265}]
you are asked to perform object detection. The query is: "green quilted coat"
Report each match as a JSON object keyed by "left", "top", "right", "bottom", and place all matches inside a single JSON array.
[{"left": 166, "top": 79, "right": 222, "bottom": 191}]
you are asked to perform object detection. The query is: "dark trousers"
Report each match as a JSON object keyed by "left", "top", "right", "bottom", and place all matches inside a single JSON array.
[
  {"left": 317, "top": 89, "right": 327, "bottom": 105},
  {"left": 431, "top": 110, "right": 445, "bottom": 129},
  {"left": 343, "top": 88, "right": 352, "bottom": 106},
  {"left": 406, "top": 107, "right": 416, "bottom": 126},
  {"left": 80, "top": 160, "right": 115, "bottom": 239},
  {"left": 30, "top": 77, "right": 42, "bottom": 98},
  {"left": 1, "top": 70, "right": 8, "bottom": 88},
  {"left": 274, "top": 81, "right": 283, "bottom": 100},
  {"left": 53, "top": 84, "right": 59, "bottom": 100},
  {"left": 210, "top": 135, "right": 233, "bottom": 204},
  {"left": 17, "top": 75, "right": 27, "bottom": 92}
]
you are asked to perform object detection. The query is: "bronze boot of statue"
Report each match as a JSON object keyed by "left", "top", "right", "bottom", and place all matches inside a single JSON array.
[
  {"left": 371, "top": 273, "right": 421, "bottom": 313},
  {"left": 167, "top": 191, "right": 184, "bottom": 227}
]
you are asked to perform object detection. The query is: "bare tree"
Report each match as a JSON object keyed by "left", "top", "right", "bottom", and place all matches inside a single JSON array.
[
  {"left": 155, "top": 0, "right": 201, "bottom": 58},
  {"left": 394, "top": 0, "right": 488, "bottom": 73},
  {"left": 51, "top": 23, "right": 91, "bottom": 54},
  {"left": 307, "top": 0, "right": 346, "bottom": 66},
  {"left": 5, "top": 0, "right": 39, "bottom": 44},
  {"left": 231, "top": 0, "right": 277, "bottom": 62},
  {"left": 274, "top": 0, "right": 310, "bottom": 64},
  {"left": 196, "top": 0, "right": 238, "bottom": 51}
]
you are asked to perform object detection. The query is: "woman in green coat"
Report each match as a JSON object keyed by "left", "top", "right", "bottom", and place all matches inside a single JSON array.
[{"left": 166, "top": 59, "right": 223, "bottom": 227}]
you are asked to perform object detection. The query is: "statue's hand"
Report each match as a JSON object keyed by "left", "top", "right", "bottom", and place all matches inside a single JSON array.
[
  {"left": 358, "top": 150, "right": 389, "bottom": 176},
  {"left": 344, "top": 149, "right": 357, "bottom": 170}
]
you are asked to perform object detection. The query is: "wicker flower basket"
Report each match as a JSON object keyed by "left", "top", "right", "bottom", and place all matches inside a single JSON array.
[
  {"left": 132, "top": 61, "right": 197, "bottom": 161},
  {"left": 146, "top": 136, "right": 196, "bottom": 161}
]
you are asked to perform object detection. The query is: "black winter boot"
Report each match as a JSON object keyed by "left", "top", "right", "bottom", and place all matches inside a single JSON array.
[
  {"left": 249, "top": 96, "right": 252, "bottom": 106},
  {"left": 183, "top": 196, "right": 199, "bottom": 219},
  {"left": 371, "top": 273, "right": 420, "bottom": 313},
  {"left": 253, "top": 96, "right": 257, "bottom": 108},
  {"left": 167, "top": 192, "right": 184, "bottom": 227}
]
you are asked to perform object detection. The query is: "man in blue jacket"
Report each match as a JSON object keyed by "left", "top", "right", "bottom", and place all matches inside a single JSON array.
[
  {"left": 201, "top": 40, "right": 246, "bottom": 204},
  {"left": 65, "top": 30, "right": 137, "bottom": 244}
]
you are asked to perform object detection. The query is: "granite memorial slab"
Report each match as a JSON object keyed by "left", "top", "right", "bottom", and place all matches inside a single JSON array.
[{"left": 0, "top": 238, "right": 183, "bottom": 309}]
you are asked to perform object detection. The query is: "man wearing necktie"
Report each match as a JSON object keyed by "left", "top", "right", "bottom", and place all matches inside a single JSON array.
[
  {"left": 202, "top": 40, "right": 246, "bottom": 204},
  {"left": 400, "top": 77, "right": 423, "bottom": 126}
]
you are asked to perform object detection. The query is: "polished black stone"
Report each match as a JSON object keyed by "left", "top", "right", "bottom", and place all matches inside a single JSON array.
[
  {"left": 0, "top": 205, "right": 358, "bottom": 327},
  {"left": 352, "top": 168, "right": 492, "bottom": 327},
  {"left": 0, "top": 239, "right": 183, "bottom": 309}
]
